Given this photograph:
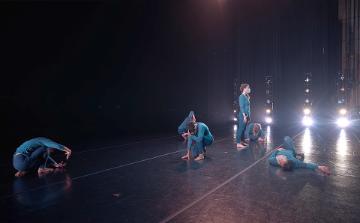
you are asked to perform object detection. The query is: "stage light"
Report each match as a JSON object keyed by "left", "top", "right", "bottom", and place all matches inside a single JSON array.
[
  {"left": 301, "top": 128, "right": 312, "bottom": 154},
  {"left": 233, "top": 117, "right": 238, "bottom": 121},
  {"left": 305, "top": 77, "right": 310, "bottom": 82},
  {"left": 336, "top": 129, "right": 348, "bottom": 156},
  {"left": 265, "top": 116, "right": 273, "bottom": 124},
  {"left": 233, "top": 124, "right": 237, "bottom": 131},
  {"left": 303, "top": 108, "right": 311, "bottom": 115},
  {"left": 305, "top": 99, "right": 310, "bottom": 104},
  {"left": 339, "top": 108, "right": 347, "bottom": 115},
  {"left": 305, "top": 89, "right": 310, "bottom": 93},
  {"left": 234, "top": 109, "right": 236, "bottom": 113},
  {"left": 266, "top": 109, "right": 271, "bottom": 114},
  {"left": 302, "top": 116, "right": 313, "bottom": 127},
  {"left": 336, "top": 117, "right": 350, "bottom": 128}
]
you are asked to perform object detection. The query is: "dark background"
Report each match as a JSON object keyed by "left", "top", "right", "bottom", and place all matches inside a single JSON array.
[{"left": 1, "top": 0, "right": 340, "bottom": 153}]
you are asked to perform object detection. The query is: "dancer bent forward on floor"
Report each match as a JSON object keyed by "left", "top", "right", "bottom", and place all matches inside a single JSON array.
[
  {"left": 13, "top": 137, "right": 72, "bottom": 177},
  {"left": 245, "top": 123, "right": 265, "bottom": 143},
  {"left": 182, "top": 121, "right": 214, "bottom": 161}
]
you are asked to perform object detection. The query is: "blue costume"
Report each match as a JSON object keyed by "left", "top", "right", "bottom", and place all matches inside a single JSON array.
[
  {"left": 178, "top": 111, "right": 195, "bottom": 135},
  {"left": 13, "top": 137, "right": 66, "bottom": 172},
  {"left": 245, "top": 123, "right": 265, "bottom": 141},
  {"left": 268, "top": 136, "right": 318, "bottom": 170},
  {"left": 236, "top": 94, "right": 250, "bottom": 143},
  {"left": 187, "top": 122, "right": 214, "bottom": 157}
]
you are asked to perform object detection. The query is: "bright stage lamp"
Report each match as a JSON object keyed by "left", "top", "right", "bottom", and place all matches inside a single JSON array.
[
  {"left": 266, "top": 109, "right": 271, "bottom": 114},
  {"left": 265, "top": 116, "right": 273, "bottom": 124},
  {"left": 303, "top": 108, "right": 311, "bottom": 115},
  {"left": 336, "top": 117, "right": 350, "bottom": 128},
  {"left": 302, "top": 116, "right": 313, "bottom": 127},
  {"left": 339, "top": 108, "right": 347, "bottom": 116},
  {"left": 233, "top": 117, "right": 238, "bottom": 121}
]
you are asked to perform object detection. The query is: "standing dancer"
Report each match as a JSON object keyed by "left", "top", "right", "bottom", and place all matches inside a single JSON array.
[{"left": 236, "top": 83, "right": 251, "bottom": 148}]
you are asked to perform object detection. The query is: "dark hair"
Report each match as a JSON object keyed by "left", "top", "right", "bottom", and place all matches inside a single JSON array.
[
  {"left": 282, "top": 160, "right": 294, "bottom": 171},
  {"left": 240, "top": 83, "right": 249, "bottom": 93},
  {"left": 188, "top": 122, "right": 197, "bottom": 134}
]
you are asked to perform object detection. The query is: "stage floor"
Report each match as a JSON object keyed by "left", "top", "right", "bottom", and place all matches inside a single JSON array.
[{"left": 1, "top": 124, "right": 360, "bottom": 223}]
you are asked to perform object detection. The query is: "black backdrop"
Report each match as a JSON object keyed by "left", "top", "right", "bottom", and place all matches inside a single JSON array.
[{"left": 1, "top": 0, "right": 340, "bottom": 153}]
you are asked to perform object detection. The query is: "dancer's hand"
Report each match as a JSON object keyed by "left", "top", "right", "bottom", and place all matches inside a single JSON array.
[
  {"left": 64, "top": 147, "right": 72, "bottom": 160},
  {"left": 182, "top": 132, "right": 190, "bottom": 139},
  {"left": 318, "top": 166, "right": 330, "bottom": 175},
  {"left": 54, "top": 161, "right": 67, "bottom": 168}
]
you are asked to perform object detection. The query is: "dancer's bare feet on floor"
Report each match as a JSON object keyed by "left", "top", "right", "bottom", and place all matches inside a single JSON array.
[
  {"left": 194, "top": 154, "right": 205, "bottom": 161},
  {"left": 237, "top": 143, "right": 247, "bottom": 149},
  {"left": 181, "top": 154, "right": 190, "bottom": 160},
  {"left": 15, "top": 171, "right": 27, "bottom": 177},
  {"left": 38, "top": 167, "right": 54, "bottom": 176}
]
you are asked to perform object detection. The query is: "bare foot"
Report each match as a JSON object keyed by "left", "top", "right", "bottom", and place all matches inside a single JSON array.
[
  {"left": 194, "top": 154, "right": 205, "bottom": 161},
  {"left": 15, "top": 171, "right": 27, "bottom": 177},
  {"left": 38, "top": 167, "right": 54, "bottom": 176},
  {"left": 237, "top": 143, "right": 246, "bottom": 148},
  {"left": 181, "top": 155, "right": 189, "bottom": 160}
]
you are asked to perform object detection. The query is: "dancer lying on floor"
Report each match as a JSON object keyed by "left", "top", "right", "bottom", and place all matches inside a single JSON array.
[
  {"left": 178, "top": 111, "right": 196, "bottom": 141},
  {"left": 182, "top": 121, "right": 214, "bottom": 161},
  {"left": 245, "top": 123, "right": 265, "bottom": 143},
  {"left": 13, "top": 137, "right": 72, "bottom": 177},
  {"left": 268, "top": 136, "right": 330, "bottom": 175}
]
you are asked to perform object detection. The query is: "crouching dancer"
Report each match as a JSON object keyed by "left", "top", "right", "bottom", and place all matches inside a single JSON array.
[
  {"left": 182, "top": 121, "right": 214, "bottom": 161},
  {"left": 13, "top": 137, "right": 72, "bottom": 177}
]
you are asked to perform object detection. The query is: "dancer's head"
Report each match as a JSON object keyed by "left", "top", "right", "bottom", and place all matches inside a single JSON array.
[
  {"left": 253, "top": 123, "right": 261, "bottom": 135},
  {"left": 277, "top": 155, "right": 294, "bottom": 171},
  {"left": 188, "top": 122, "right": 197, "bottom": 135},
  {"left": 240, "top": 83, "right": 251, "bottom": 94}
]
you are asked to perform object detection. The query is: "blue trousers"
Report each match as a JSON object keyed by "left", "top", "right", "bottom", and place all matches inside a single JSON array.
[
  {"left": 190, "top": 136, "right": 214, "bottom": 157},
  {"left": 283, "top": 136, "right": 297, "bottom": 156},
  {"left": 236, "top": 115, "right": 250, "bottom": 143},
  {"left": 13, "top": 146, "right": 52, "bottom": 171}
]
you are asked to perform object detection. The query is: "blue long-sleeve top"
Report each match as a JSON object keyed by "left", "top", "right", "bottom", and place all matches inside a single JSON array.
[
  {"left": 178, "top": 111, "right": 195, "bottom": 135},
  {"left": 239, "top": 94, "right": 250, "bottom": 117},
  {"left": 187, "top": 122, "right": 213, "bottom": 149},
  {"left": 245, "top": 123, "right": 265, "bottom": 141},
  {"left": 15, "top": 137, "right": 65, "bottom": 155},
  {"left": 268, "top": 149, "right": 318, "bottom": 170}
]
